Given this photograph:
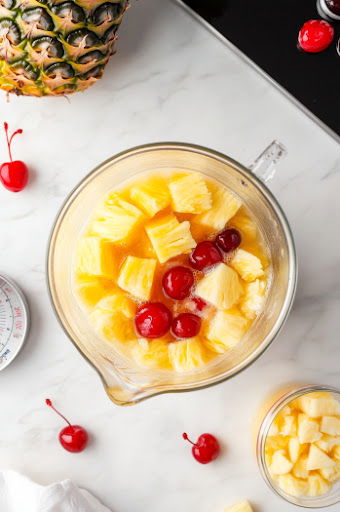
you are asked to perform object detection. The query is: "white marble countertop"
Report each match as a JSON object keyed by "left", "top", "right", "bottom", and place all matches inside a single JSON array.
[{"left": 0, "top": 0, "right": 339, "bottom": 511}]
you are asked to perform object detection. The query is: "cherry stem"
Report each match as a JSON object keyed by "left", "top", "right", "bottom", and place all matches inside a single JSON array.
[
  {"left": 4, "top": 122, "right": 23, "bottom": 163},
  {"left": 182, "top": 432, "right": 196, "bottom": 446},
  {"left": 45, "top": 398, "right": 72, "bottom": 428}
]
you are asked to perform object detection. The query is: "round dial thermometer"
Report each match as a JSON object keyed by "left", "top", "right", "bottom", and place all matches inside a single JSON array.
[{"left": 0, "top": 275, "right": 29, "bottom": 370}]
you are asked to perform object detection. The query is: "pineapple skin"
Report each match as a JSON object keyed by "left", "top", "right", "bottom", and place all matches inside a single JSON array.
[{"left": 0, "top": 0, "right": 128, "bottom": 96}]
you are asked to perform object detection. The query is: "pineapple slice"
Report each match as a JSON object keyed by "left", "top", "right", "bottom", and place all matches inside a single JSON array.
[
  {"left": 230, "top": 249, "right": 264, "bottom": 282},
  {"left": 91, "top": 193, "right": 144, "bottom": 243},
  {"left": 277, "top": 474, "right": 308, "bottom": 497},
  {"left": 205, "top": 309, "right": 248, "bottom": 353},
  {"left": 75, "top": 237, "right": 117, "bottom": 278},
  {"left": 117, "top": 256, "right": 157, "bottom": 301},
  {"left": 321, "top": 416, "right": 340, "bottom": 436},
  {"left": 240, "top": 279, "right": 266, "bottom": 319},
  {"left": 292, "top": 455, "right": 309, "bottom": 479},
  {"left": 334, "top": 445, "right": 340, "bottom": 460},
  {"left": 195, "top": 263, "right": 243, "bottom": 310},
  {"left": 298, "top": 413, "right": 322, "bottom": 444},
  {"left": 193, "top": 181, "right": 241, "bottom": 231},
  {"left": 306, "top": 473, "right": 331, "bottom": 497},
  {"left": 270, "top": 450, "right": 293, "bottom": 475},
  {"left": 133, "top": 338, "right": 170, "bottom": 370},
  {"left": 74, "top": 275, "right": 113, "bottom": 308},
  {"left": 307, "top": 444, "right": 335, "bottom": 470},
  {"left": 168, "top": 337, "right": 207, "bottom": 371},
  {"left": 168, "top": 172, "right": 212, "bottom": 213},
  {"left": 224, "top": 500, "right": 254, "bottom": 512},
  {"left": 90, "top": 291, "right": 136, "bottom": 343},
  {"left": 145, "top": 214, "right": 196, "bottom": 263},
  {"left": 297, "top": 391, "right": 340, "bottom": 418},
  {"left": 129, "top": 175, "right": 171, "bottom": 217},
  {"left": 229, "top": 207, "right": 257, "bottom": 241}
]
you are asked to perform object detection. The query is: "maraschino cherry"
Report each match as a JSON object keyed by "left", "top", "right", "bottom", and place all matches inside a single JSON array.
[
  {"left": 216, "top": 228, "right": 241, "bottom": 253},
  {"left": 46, "top": 399, "right": 89, "bottom": 453},
  {"left": 189, "top": 241, "right": 222, "bottom": 270},
  {"left": 182, "top": 432, "right": 220, "bottom": 464},
  {"left": 172, "top": 313, "right": 201, "bottom": 339},
  {"left": 0, "top": 123, "right": 29, "bottom": 192},
  {"left": 298, "top": 19, "right": 334, "bottom": 53},
  {"left": 162, "top": 266, "right": 194, "bottom": 300},
  {"left": 135, "top": 302, "right": 172, "bottom": 338}
]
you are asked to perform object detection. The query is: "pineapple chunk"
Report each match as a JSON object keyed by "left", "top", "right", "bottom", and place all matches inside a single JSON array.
[
  {"left": 298, "top": 413, "right": 322, "bottom": 444},
  {"left": 268, "top": 420, "right": 280, "bottom": 437},
  {"left": 320, "top": 461, "right": 340, "bottom": 483},
  {"left": 91, "top": 193, "right": 144, "bottom": 243},
  {"left": 270, "top": 450, "right": 293, "bottom": 475},
  {"left": 289, "top": 437, "right": 302, "bottom": 463},
  {"left": 168, "top": 172, "right": 211, "bottom": 214},
  {"left": 90, "top": 310, "right": 135, "bottom": 343},
  {"left": 129, "top": 176, "right": 170, "bottom": 217},
  {"left": 280, "top": 415, "right": 297, "bottom": 437},
  {"left": 145, "top": 214, "right": 196, "bottom": 263},
  {"left": 230, "top": 249, "right": 264, "bottom": 282},
  {"left": 195, "top": 263, "right": 243, "bottom": 310},
  {"left": 292, "top": 455, "right": 309, "bottom": 479},
  {"left": 321, "top": 416, "right": 340, "bottom": 436},
  {"left": 74, "top": 275, "right": 112, "bottom": 308},
  {"left": 75, "top": 237, "right": 117, "bottom": 278},
  {"left": 90, "top": 291, "right": 136, "bottom": 343},
  {"left": 168, "top": 337, "right": 207, "bottom": 371},
  {"left": 224, "top": 500, "right": 254, "bottom": 512},
  {"left": 205, "top": 310, "right": 248, "bottom": 353},
  {"left": 306, "top": 473, "right": 331, "bottom": 497},
  {"left": 266, "top": 435, "right": 289, "bottom": 454},
  {"left": 307, "top": 444, "right": 335, "bottom": 470},
  {"left": 133, "top": 338, "right": 170, "bottom": 370},
  {"left": 193, "top": 181, "right": 241, "bottom": 231},
  {"left": 297, "top": 391, "right": 340, "bottom": 418},
  {"left": 240, "top": 279, "right": 266, "bottom": 319},
  {"left": 117, "top": 256, "right": 157, "bottom": 301},
  {"left": 315, "top": 434, "right": 340, "bottom": 453},
  {"left": 277, "top": 474, "right": 308, "bottom": 497},
  {"left": 229, "top": 207, "right": 257, "bottom": 240},
  {"left": 95, "top": 292, "right": 135, "bottom": 319}
]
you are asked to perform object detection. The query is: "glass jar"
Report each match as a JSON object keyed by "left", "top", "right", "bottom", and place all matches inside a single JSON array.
[{"left": 256, "top": 384, "right": 340, "bottom": 508}]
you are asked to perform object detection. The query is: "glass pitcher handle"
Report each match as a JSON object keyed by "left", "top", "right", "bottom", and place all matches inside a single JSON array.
[{"left": 249, "top": 140, "right": 287, "bottom": 183}]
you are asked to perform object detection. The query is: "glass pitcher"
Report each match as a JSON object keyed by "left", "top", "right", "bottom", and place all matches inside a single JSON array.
[{"left": 47, "top": 141, "right": 297, "bottom": 405}]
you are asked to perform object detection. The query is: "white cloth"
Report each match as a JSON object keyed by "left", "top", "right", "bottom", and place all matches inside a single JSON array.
[{"left": 0, "top": 471, "right": 112, "bottom": 512}]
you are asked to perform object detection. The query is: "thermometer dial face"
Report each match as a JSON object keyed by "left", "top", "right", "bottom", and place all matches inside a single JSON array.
[{"left": 0, "top": 275, "right": 29, "bottom": 370}]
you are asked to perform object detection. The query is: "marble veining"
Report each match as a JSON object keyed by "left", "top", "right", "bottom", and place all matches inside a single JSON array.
[{"left": 0, "top": 1, "right": 339, "bottom": 511}]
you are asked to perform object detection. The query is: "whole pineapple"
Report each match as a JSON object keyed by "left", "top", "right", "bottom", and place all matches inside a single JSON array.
[{"left": 0, "top": 0, "right": 128, "bottom": 96}]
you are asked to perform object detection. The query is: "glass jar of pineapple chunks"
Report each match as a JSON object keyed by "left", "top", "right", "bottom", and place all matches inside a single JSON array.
[{"left": 256, "top": 385, "right": 340, "bottom": 507}]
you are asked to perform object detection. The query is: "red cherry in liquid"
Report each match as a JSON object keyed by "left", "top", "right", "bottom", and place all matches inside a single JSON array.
[
  {"left": 298, "top": 19, "right": 334, "bottom": 53},
  {"left": 0, "top": 123, "right": 29, "bottom": 192},
  {"left": 135, "top": 302, "right": 172, "bottom": 338},
  {"left": 172, "top": 313, "right": 201, "bottom": 339},
  {"left": 216, "top": 228, "right": 241, "bottom": 253},
  {"left": 182, "top": 432, "right": 220, "bottom": 464},
  {"left": 189, "top": 241, "right": 222, "bottom": 270},
  {"left": 162, "top": 266, "right": 194, "bottom": 300},
  {"left": 45, "top": 399, "right": 88, "bottom": 453}
]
